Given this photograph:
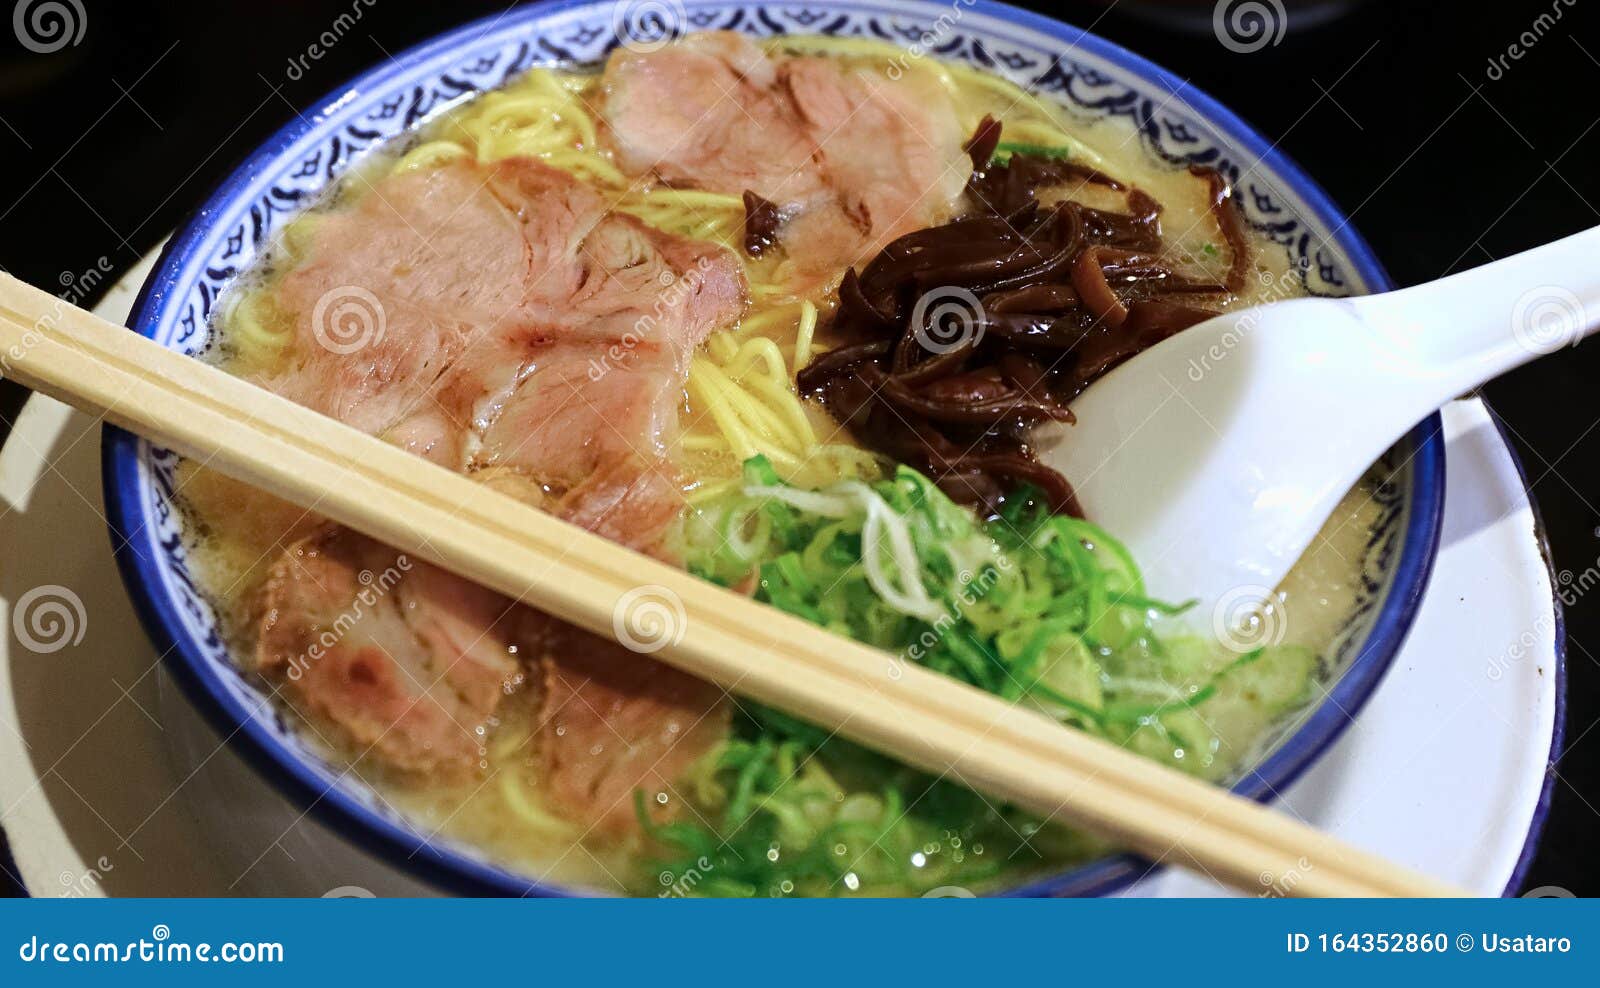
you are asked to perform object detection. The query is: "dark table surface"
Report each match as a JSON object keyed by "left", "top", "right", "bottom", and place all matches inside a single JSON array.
[{"left": 0, "top": 0, "right": 1594, "bottom": 897}]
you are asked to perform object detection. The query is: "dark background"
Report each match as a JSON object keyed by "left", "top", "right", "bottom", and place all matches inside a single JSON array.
[{"left": 0, "top": 0, "right": 1594, "bottom": 895}]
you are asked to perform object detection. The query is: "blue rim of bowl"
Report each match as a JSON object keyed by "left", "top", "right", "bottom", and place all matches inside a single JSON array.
[{"left": 101, "top": 0, "right": 1447, "bottom": 897}]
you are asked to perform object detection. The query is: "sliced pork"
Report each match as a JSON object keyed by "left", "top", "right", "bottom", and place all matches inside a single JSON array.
[
  {"left": 268, "top": 162, "right": 531, "bottom": 468},
  {"left": 255, "top": 527, "right": 521, "bottom": 776},
  {"left": 264, "top": 157, "right": 741, "bottom": 475},
  {"left": 254, "top": 154, "right": 746, "bottom": 821},
  {"left": 535, "top": 622, "right": 730, "bottom": 838},
  {"left": 602, "top": 31, "right": 972, "bottom": 286},
  {"left": 468, "top": 343, "right": 689, "bottom": 551}
]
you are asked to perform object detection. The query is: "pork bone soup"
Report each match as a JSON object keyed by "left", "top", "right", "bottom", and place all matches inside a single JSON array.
[{"left": 180, "top": 33, "right": 1383, "bottom": 896}]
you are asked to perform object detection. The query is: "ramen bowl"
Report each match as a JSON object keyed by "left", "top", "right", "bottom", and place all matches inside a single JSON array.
[{"left": 103, "top": 0, "right": 1444, "bottom": 897}]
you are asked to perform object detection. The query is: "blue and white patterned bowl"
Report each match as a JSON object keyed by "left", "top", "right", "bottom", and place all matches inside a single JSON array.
[{"left": 102, "top": 0, "right": 1445, "bottom": 897}]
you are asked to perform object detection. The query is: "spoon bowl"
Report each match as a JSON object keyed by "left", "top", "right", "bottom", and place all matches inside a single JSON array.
[{"left": 1050, "top": 225, "right": 1600, "bottom": 624}]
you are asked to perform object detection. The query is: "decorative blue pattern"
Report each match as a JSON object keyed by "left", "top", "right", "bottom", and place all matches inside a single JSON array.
[{"left": 102, "top": 0, "right": 1444, "bottom": 899}]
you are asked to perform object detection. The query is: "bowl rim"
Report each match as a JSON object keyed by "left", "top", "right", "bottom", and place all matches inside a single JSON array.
[{"left": 101, "top": 0, "right": 1447, "bottom": 898}]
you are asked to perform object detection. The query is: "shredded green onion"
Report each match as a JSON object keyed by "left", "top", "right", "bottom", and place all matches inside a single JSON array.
[{"left": 641, "top": 457, "right": 1319, "bottom": 897}]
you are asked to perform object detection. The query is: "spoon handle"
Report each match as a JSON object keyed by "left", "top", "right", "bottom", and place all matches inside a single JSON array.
[{"left": 1353, "top": 224, "right": 1600, "bottom": 396}]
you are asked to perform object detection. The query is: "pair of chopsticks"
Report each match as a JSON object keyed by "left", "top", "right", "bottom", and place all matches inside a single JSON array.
[{"left": 0, "top": 272, "right": 1466, "bottom": 897}]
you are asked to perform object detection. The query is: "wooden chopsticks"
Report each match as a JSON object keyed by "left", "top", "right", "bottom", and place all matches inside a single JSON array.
[{"left": 0, "top": 272, "right": 1468, "bottom": 897}]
